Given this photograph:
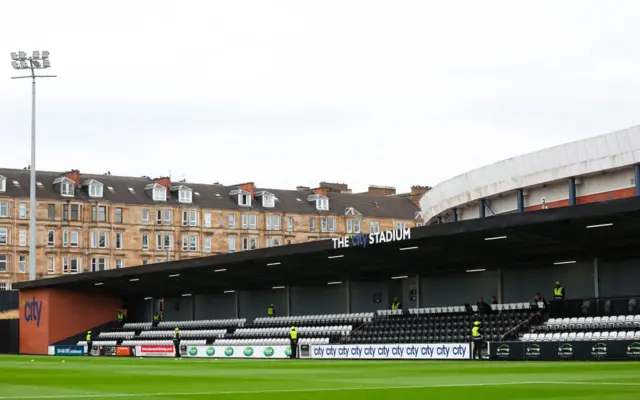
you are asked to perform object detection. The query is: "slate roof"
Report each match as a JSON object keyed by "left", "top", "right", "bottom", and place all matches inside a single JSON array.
[{"left": 0, "top": 168, "right": 420, "bottom": 219}]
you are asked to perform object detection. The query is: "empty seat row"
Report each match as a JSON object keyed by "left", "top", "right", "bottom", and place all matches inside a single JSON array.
[
  {"left": 138, "top": 329, "right": 227, "bottom": 338},
  {"left": 214, "top": 337, "right": 330, "bottom": 346},
  {"left": 120, "top": 339, "right": 206, "bottom": 346},
  {"left": 122, "top": 322, "right": 152, "bottom": 330},
  {"left": 98, "top": 331, "right": 136, "bottom": 339},
  {"left": 234, "top": 325, "right": 351, "bottom": 335},
  {"left": 522, "top": 331, "right": 640, "bottom": 342},
  {"left": 158, "top": 319, "right": 246, "bottom": 329},
  {"left": 539, "top": 316, "right": 640, "bottom": 331},
  {"left": 253, "top": 313, "right": 373, "bottom": 325},
  {"left": 77, "top": 340, "right": 117, "bottom": 346}
]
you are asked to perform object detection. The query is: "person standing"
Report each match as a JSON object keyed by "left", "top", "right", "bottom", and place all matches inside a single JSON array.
[
  {"left": 173, "top": 327, "right": 181, "bottom": 358},
  {"left": 391, "top": 298, "right": 401, "bottom": 310},
  {"left": 152, "top": 311, "right": 160, "bottom": 327},
  {"left": 289, "top": 326, "right": 298, "bottom": 359},
  {"left": 85, "top": 331, "right": 93, "bottom": 356},
  {"left": 268, "top": 304, "right": 275, "bottom": 317},
  {"left": 117, "top": 310, "right": 125, "bottom": 327},
  {"left": 552, "top": 281, "right": 566, "bottom": 318},
  {"left": 471, "top": 321, "right": 484, "bottom": 360}
]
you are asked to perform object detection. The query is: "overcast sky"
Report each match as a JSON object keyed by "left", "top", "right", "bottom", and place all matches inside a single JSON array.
[{"left": 1, "top": 1, "right": 639, "bottom": 193}]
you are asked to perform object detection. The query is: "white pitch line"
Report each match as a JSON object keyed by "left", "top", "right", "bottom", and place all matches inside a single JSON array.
[{"left": 1, "top": 381, "right": 640, "bottom": 399}]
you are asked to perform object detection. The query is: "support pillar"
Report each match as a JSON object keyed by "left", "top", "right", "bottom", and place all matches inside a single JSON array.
[
  {"left": 479, "top": 199, "right": 486, "bottom": 218},
  {"left": 346, "top": 280, "right": 351, "bottom": 314},
  {"left": 286, "top": 286, "right": 291, "bottom": 317},
  {"left": 516, "top": 189, "right": 524, "bottom": 212},
  {"left": 594, "top": 258, "right": 600, "bottom": 298},
  {"left": 415, "top": 274, "right": 421, "bottom": 308},
  {"left": 569, "top": 178, "right": 577, "bottom": 206},
  {"left": 235, "top": 292, "right": 239, "bottom": 319},
  {"left": 496, "top": 268, "right": 503, "bottom": 303},
  {"left": 635, "top": 165, "right": 640, "bottom": 196},
  {"left": 452, "top": 208, "right": 458, "bottom": 222}
]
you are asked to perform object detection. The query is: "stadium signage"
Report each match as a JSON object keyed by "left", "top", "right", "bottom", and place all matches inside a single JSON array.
[
  {"left": 182, "top": 345, "right": 290, "bottom": 359},
  {"left": 136, "top": 345, "right": 175, "bottom": 357},
  {"left": 309, "top": 343, "right": 469, "bottom": 360},
  {"left": 23, "top": 296, "right": 43, "bottom": 327},
  {"left": 489, "top": 340, "right": 640, "bottom": 361},
  {"left": 332, "top": 228, "right": 411, "bottom": 249},
  {"left": 53, "top": 345, "right": 84, "bottom": 356}
]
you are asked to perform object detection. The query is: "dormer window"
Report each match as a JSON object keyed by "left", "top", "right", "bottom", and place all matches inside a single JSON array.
[
  {"left": 54, "top": 177, "right": 75, "bottom": 197},
  {"left": 255, "top": 191, "right": 275, "bottom": 208},
  {"left": 307, "top": 194, "right": 329, "bottom": 211},
  {"left": 172, "top": 185, "right": 193, "bottom": 204},
  {"left": 229, "top": 189, "right": 252, "bottom": 207},
  {"left": 145, "top": 183, "right": 167, "bottom": 201},
  {"left": 0, "top": 176, "right": 5, "bottom": 192},
  {"left": 84, "top": 180, "right": 104, "bottom": 198}
]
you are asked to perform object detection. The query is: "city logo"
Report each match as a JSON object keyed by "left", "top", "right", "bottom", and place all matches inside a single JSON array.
[
  {"left": 243, "top": 347, "right": 254, "bottom": 357},
  {"left": 626, "top": 342, "right": 640, "bottom": 357},
  {"left": 526, "top": 344, "right": 541, "bottom": 358},
  {"left": 285, "top": 346, "right": 292, "bottom": 357},
  {"left": 591, "top": 343, "right": 607, "bottom": 357},
  {"left": 206, "top": 347, "right": 215, "bottom": 357},
  {"left": 496, "top": 344, "right": 510, "bottom": 357},
  {"left": 224, "top": 347, "right": 234, "bottom": 357},
  {"left": 263, "top": 347, "right": 275, "bottom": 357},
  {"left": 558, "top": 343, "right": 573, "bottom": 357},
  {"left": 188, "top": 347, "right": 198, "bottom": 357},
  {"left": 23, "top": 297, "right": 43, "bottom": 327}
]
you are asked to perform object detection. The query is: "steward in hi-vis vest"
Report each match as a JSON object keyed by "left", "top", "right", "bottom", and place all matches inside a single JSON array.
[
  {"left": 289, "top": 326, "right": 298, "bottom": 359},
  {"left": 471, "top": 321, "right": 483, "bottom": 360}
]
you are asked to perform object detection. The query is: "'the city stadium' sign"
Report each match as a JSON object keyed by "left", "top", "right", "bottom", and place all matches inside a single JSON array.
[{"left": 332, "top": 228, "right": 411, "bottom": 249}]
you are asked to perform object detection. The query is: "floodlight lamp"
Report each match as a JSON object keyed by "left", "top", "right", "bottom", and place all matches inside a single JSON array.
[
  {"left": 43, "top": 59, "right": 51, "bottom": 68},
  {"left": 11, "top": 61, "right": 20, "bottom": 69},
  {"left": 18, "top": 51, "right": 27, "bottom": 60},
  {"left": 19, "top": 60, "right": 28, "bottom": 68},
  {"left": 10, "top": 52, "right": 18, "bottom": 60},
  {"left": 32, "top": 51, "right": 40, "bottom": 60},
  {"left": 41, "top": 51, "right": 49, "bottom": 60}
]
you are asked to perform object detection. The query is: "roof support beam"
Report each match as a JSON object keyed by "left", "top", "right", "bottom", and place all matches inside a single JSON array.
[{"left": 635, "top": 164, "right": 640, "bottom": 196}]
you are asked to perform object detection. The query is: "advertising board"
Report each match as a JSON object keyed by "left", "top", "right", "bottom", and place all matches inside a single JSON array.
[
  {"left": 182, "top": 345, "right": 291, "bottom": 359},
  {"left": 52, "top": 345, "right": 85, "bottom": 356},
  {"left": 136, "top": 345, "right": 175, "bottom": 357},
  {"left": 308, "top": 343, "right": 470, "bottom": 360},
  {"left": 489, "top": 340, "right": 640, "bottom": 361},
  {"left": 100, "top": 346, "right": 134, "bottom": 356}
]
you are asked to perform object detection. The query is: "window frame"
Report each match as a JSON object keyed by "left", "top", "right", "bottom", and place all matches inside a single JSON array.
[
  {"left": 204, "top": 236, "right": 212, "bottom": 252},
  {"left": 70, "top": 230, "right": 79, "bottom": 248},
  {"left": 239, "top": 193, "right": 251, "bottom": 207},
  {"left": 287, "top": 216, "right": 293, "bottom": 232},
  {"left": 142, "top": 208, "right": 150, "bottom": 224},
  {"left": 228, "top": 236, "right": 236, "bottom": 253},
  {"left": 18, "top": 202, "right": 27, "bottom": 219},
  {"left": 229, "top": 214, "right": 236, "bottom": 229},
  {"left": 61, "top": 181, "right": 74, "bottom": 197},
  {"left": 178, "top": 189, "right": 192, "bottom": 204},
  {"left": 88, "top": 183, "right": 103, "bottom": 198},
  {"left": 204, "top": 212, "right": 212, "bottom": 228},
  {"left": 115, "top": 232, "right": 123, "bottom": 250},
  {"left": 19, "top": 229, "right": 27, "bottom": 246},
  {"left": 48, "top": 204, "right": 55, "bottom": 220},
  {"left": 152, "top": 186, "right": 166, "bottom": 202},
  {"left": 115, "top": 208, "right": 123, "bottom": 223},
  {"left": 142, "top": 233, "right": 149, "bottom": 250},
  {"left": 262, "top": 194, "right": 275, "bottom": 208},
  {"left": 0, "top": 201, "right": 8, "bottom": 218},
  {"left": 0, "top": 255, "right": 7, "bottom": 272},
  {"left": 18, "top": 255, "right": 26, "bottom": 273},
  {"left": 47, "top": 256, "right": 56, "bottom": 274},
  {"left": 47, "top": 230, "right": 55, "bottom": 247}
]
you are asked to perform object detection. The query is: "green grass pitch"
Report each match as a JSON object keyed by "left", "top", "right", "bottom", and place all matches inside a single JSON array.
[{"left": 0, "top": 355, "right": 639, "bottom": 399}]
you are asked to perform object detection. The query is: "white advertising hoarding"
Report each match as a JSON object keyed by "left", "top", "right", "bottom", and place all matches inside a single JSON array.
[
  {"left": 309, "top": 343, "right": 470, "bottom": 360},
  {"left": 183, "top": 345, "right": 291, "bottom": 359},
  {"left": 135, "top": 345, "right": 175, "bottom": 357}
]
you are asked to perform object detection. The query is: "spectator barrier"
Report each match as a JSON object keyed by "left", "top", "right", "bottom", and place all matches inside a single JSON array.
[
  {"left": 489, "top": 340, "right": 640, "bottom": 361},
  {"left": 180, "top": 345, "right": 291, "bottom": 359},
  {"left": 306, "top": 343, "right": 470, "bottom": 360}
]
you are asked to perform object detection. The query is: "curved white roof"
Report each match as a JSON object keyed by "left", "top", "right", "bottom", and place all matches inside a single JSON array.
[{"left": 420, "top": 125, "right": 640, "bottom": 220}]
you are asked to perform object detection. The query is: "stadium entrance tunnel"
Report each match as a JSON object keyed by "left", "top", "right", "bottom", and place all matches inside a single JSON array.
[{"left": 13, "top": 196, "right": 640, "bottom": 356}]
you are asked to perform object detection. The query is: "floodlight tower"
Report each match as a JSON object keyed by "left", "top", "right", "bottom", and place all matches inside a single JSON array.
[{"left": 10, "top": 51, "right": 56, "bottom": 281}]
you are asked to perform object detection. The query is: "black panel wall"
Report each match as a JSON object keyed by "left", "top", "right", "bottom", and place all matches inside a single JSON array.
[
  {"left": 238, "top": 289, "right": 287, "bottom": 321},
  {"left": 599, "top": 258, "right": 640, "bottom": 298},
  {"left": 502, "top": 262, "right": 594, "bottom": 303},
  {"left": 0, "top": 319, "right": 18, "bottom": 354},
  {"left": 290, "top": 285, "right": 347, "bottom": 316},
  {"left": 163, "top": 296, "right": 194, "bottom": 321},
  {"left": 0, "top": 291, "right": 18, "bottom": 312},
  {"left": 350, "top": 281, "right": 390, "bottom": 313},
  {"left": 194, "top": 294, "right": 236, "bottom": 320},
  {"left": 420, "top": 270, "right": 499, "bottom": 307}
]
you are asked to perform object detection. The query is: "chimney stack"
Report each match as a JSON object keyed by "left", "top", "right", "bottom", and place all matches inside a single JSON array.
[
  {"left": 296, "top": 186, "right": 310, "bottom": 191},
  {"left": 367, "top": 185, "right": 396, "bottom": 196},
  {"left": 238, "top": 182, "right": 255, "bottom": 197},
  {"left": 65, "top": 170, "right": 81, "bottom": 188},
  {"left": 153, "top": 177, "right": 171, "bottom": 193},
  {"left": 410, "top": 185, "right": 431, "bottom": 204},
  {"left": 319, "top": 181, "right": 351, "bottom": 193}
]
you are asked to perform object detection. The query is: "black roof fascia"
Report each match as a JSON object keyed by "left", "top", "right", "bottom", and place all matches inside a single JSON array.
[{"left": 14, "top": 195, "right": 640, "bottom": 291}]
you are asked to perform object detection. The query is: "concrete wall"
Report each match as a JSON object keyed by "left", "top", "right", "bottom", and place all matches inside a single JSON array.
[
  {"left": 163, "top": 296, "right": 194, "bottom": 321},
  {"left": 599, "top": 258, "right": 640, "bottom": 298},
  {"left": 350, "top": 281, "right": 390, "bottom": 313},
  {"left": 290, "top": 285, "right": 347, "bottom": 316}
]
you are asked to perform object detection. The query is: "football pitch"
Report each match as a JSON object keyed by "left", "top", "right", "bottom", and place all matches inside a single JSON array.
[{"left": 1, "top": 356, "right": 640, "bottom": 399}]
